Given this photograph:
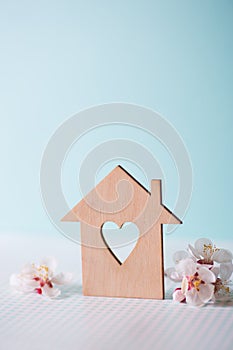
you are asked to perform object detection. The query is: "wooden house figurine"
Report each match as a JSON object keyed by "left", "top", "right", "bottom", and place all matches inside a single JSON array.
[{"left": 62, "top": 165, "right": 182, "bottom": 299}]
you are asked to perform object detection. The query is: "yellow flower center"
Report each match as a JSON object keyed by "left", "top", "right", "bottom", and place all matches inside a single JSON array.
[
  {"left": 193, "top": 279, "right": 202, "bottom": 291},
  {"left": 187, "top": 274, "right": 204, "bottom": 292},
  {"left": 203, "top": 244, "right": 213, "bottom": 254},
  {"left": 33, "top": 264, "right": 49, "bottom": 281},
  {"left": 203, "top": 244, "right": 219, "bottom": 256}
]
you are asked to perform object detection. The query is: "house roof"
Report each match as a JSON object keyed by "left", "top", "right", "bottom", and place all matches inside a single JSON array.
[{"left": 62, "top": 165, "right": 182, "bottom": 228}]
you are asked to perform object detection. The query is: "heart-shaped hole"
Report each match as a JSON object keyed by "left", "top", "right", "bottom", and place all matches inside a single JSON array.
[{"left": 101, "top": 222, "right": 140, "bottom": 265}]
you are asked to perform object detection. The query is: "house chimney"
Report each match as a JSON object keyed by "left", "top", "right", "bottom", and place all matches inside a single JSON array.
[{"left": 150, "top": 180, "right": 162, "bottom": 209}]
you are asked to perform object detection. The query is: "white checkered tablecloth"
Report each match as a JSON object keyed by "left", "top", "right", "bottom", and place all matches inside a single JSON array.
[
  {"left": 1, "top": 284, "right": 233, "bottom": 350},
  {"left": 1, "top": 234, "right": 233, "bottom": 350}
]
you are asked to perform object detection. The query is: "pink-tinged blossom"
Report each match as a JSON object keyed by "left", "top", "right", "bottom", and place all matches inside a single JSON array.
[
  {"left": 188, "top": 238, "right": 232, "bottom": 265},
  {"left": 167, "top": 238, "right": 233, "bottom": 307},
  {"left": 10, "top": 257, "right": 72, "bottom": 298},
  {"left": 173, "top": 258, "right": 216, "bottom": 306}
]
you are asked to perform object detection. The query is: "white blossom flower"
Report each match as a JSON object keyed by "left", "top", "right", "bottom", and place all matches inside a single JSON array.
[
  {"left": 173, "top": 258, "right": 216, "bottom": 306},
  {"left": 188, "top": 238, "right": 232, "bottom": 266},
  {"left": 10, "top": 257, "right": 73, "bottom": 298},
  {"left": 211, "top": 262, "right": 233, "bottom": 281},
  {"left": 165, "top": 250, "right": 190, "bottom": 282},
  {"left": 211, "top": 262, "right": 233, "bottom": 301},
  {"left": 166, "top": 238, "right": 233, "bottom": 306},
  {"left": 213, "top": 278, "right": 232, "bottom": 301}
]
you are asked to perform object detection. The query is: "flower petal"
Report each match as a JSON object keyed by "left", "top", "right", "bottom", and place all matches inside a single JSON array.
[
  {"left": 10, "top": 274, "right": 39, "bottom": 293},
  {"left": 51, "top": 272, "right": 73, "bottom": 285},
  {"left": 188, "top": 244, "right": 201, "bottom": 259},
  {"left": 165, "top": 267, "right": 183, "bottom": 282},
  {"left": 173, "top": 250, "right": 189, "bottom": 264},
  {"left": 214, "top": 291, "right": 231, "bottom": 302},
  {"left": 212, "top": 249, "right": 233, "bottom": 263},
  {"left": 43, "top": 284, "right": 61, "bottom": 298},
  {"left": 165, "top": 267, "right": 175, "bottom": 277},
  {"left": 214, "top": 281, "right": 231, "bottom": 301},
  {"left": 194, "top": 238, "right": 213, "bottom": 257},
  {"left": 176, "top": 258, "right": 196, "bottom": 276},
  {"left": 210, "top": 266, "right": 220, "bottom": 278},
  {"left": 40, "top": 257, "right": 57, "bottom": 274},
  {"left": 9, "top": 274, "right": 21, "bottom": 288},
  {"left": 22, "top": 277, "right": 40, "bottom": 288},
  {"left": 185, "top": 288, "right": 204, "bottom": 306},
  {"left": 21, "top": 263, "right": 36, "bottom": 275},
  {"left": 181, "top": 277, "right": 189, "bottom": 294},
  {"left": 198, "top": 284, "right": 215, "bottom": 303},
  {"left": 173, "top": 289, "right": 186, "bottom": 302},
  {"left": 198, "top": 267, "right": 216, "bottom": 284},
  {"left": 219, "top": 262, "right": 233, "bottom": 281}
]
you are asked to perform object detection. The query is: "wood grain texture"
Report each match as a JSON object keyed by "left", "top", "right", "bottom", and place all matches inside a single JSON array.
[
  {"left": 62, "top": 165, "right": 182, "bottom": 299},
  {"left": 81, "top": 222, "right": 165, "bottom": 299}
]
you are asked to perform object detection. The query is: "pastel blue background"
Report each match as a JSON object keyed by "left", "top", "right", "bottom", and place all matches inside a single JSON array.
[{"left": 1, "top": 0, "right": 233, "bottom": 242}]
